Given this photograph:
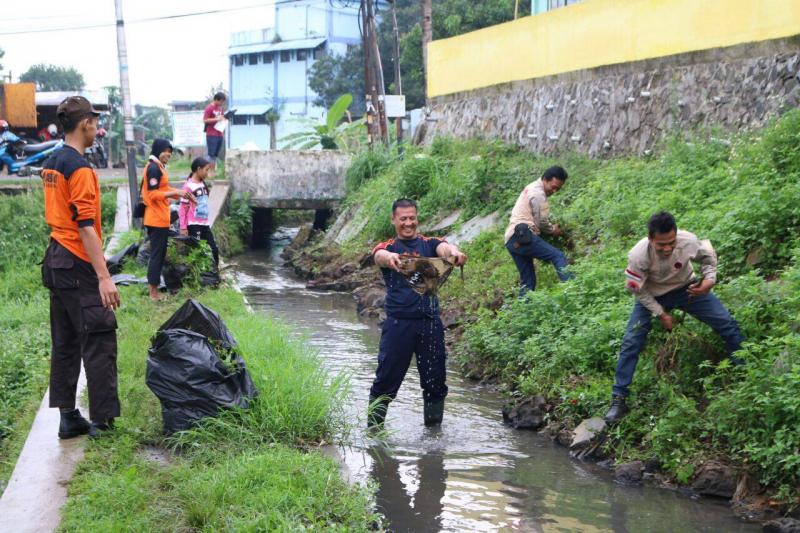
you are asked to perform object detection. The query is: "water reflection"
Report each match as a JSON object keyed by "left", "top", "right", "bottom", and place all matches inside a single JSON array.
[{"left": 233, "top": 244, "right": 758, "bottom": 533}]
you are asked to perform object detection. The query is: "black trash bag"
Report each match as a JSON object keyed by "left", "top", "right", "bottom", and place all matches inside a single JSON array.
[
  {"left": 200, "top": 270, "right": 221, "bottom": 288},
  {"left": 145, "top": 328, "right": 258, "bottom": 433},
  {"left": 158, "top": 299, "right": 238, "bottom": 350},
  {"left": 106, "top": 242, "right": 140, "bottom": 275},
  {"left": 136, "top": 238, "right": 151, "bottom": 265}
]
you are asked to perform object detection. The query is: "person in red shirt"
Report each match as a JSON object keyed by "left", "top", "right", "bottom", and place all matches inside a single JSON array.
[
  {"left": 40, "top": 96, "right": 120, "bottom": 439},
  {"left": 203, "top": 92, "right": 226, "bottom": 167}
]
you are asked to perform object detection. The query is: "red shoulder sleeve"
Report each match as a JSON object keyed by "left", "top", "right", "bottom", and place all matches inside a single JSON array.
[{"left": 372, "top": 238, "right": 395, "bottom": 256}]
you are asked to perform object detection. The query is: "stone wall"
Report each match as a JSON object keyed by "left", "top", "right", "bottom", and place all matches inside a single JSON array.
[
  {"left": 226, "top": 149, "right": 351, "bottom": 209},
  {"left": 422, "top": 38, "right": 800, "bottom": 157}
]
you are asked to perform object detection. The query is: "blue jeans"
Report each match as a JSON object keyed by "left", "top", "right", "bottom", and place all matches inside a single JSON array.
[
  {"left": 612, "top": 287, "right": 744, "bottom": 397},
  {"left": 506, "top": 231, "right": 572, "bottom": 296},
  {"left": 206, "top": 135, "right": 223, "bottom": 160}
]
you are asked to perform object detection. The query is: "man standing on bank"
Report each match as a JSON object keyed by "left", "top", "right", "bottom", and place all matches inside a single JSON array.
[
  {"left": 369, "top": 199, "right": 467, "bottom": 430},
  {"left": 604, "top": 211, "right": 745, "bottom": 422},
  {"left": 141, "top": 139, "right": 195, "bottom": 301},
  {"left": 505, "top": 166, "right": 573, "bottom": 296},
  {"left": 203, "top": 92, "right": 226, "bottom": 168},
  {"left": 41, "top": 96, "right": 120, "bottom": 439}
]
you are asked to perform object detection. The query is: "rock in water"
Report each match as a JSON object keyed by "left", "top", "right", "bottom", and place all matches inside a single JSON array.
[
  {"left": 614, "top": 461, "right": 645, "bottom": 485},
  {"left": 501, "top": 396, "right": 547, "bottom": 430},
  {"left": 570, "top": 417, "right": 607, "bottom": 449},
  {"left": 691, "top": 460, "right": 738, "bottom": 498},
  {"left": 763, "top": 518, "right": 800, "bottom": 533}
]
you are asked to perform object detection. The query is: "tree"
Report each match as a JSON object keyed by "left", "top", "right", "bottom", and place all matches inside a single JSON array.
[
  {"left": 19, "top": 64, "right": 85, "bottom": 91},
  {"left": 0, "top": 47, "right": 5, "bottom": 77},
  {"left": 104, "top": 86, "right": 125, "bottom": 165},
  {"left": 309, "top": 0, "right": 531, "bottom": 112},
  {"left": 308, "top": 47, "right": 365, "bottom": 115}
]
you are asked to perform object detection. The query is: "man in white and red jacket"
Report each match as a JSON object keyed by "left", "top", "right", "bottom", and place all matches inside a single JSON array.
[{"left": 604, "top": 211, "right": 745, "bottom": 422}]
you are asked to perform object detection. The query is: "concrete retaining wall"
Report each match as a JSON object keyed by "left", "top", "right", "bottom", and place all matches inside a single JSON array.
[
  {"left": 226, "top": 150, "right": 351, "bottom": 209},
  {"left": 421, "top": 38, "right": 800, "bottom": 157}
]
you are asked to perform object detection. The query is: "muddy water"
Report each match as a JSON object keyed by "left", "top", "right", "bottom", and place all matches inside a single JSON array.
[{"left": 232, "top": 229, "right": 757, "bottom": 533}]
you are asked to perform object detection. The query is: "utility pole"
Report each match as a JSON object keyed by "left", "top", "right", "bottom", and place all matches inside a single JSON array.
[
  {"left": 421, "top": 0, "right": 432, "bottom": 102},
  {"left": 114, "top": 0, "right": 140, "bottom": 228},
  {"left": 390, "top": 0, "right": 403, "bottom": 146},
  {"left": 361, "top": 0, "right": 388, "bottom": 147},
  {"left": 366, "top": 0, "right": 389, "bottom": 144}
]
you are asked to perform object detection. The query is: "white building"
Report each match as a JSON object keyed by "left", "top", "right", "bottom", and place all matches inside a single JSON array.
[{"left": 227, "top": 0, "right": 360, "bottom": 149}]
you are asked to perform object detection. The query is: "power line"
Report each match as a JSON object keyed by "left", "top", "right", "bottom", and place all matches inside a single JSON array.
[{"left": 0, "top": 1, "right": 279, "bottom": 36}]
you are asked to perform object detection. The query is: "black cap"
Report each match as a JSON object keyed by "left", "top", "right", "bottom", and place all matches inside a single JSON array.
[
  {"left": 56, "top": 96, "right": 100, "bottom": 126},
  {"left": 150, "top": 138, "right": 174, "bottom": 157}
]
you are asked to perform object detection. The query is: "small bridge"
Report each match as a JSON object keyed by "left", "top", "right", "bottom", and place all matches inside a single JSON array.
[
  {"left": 225, "top": 149, "right": 352, "bottom": 245},
  {"left": 226, "top": 150, "right": 351, "bottom": 210}
]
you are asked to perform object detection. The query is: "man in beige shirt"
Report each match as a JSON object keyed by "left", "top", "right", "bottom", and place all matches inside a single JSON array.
[
  {"left": 604, "top": 211, "right": 745, "bottom": 422},
  {"left": 505, "top": 166, "right": 573, "bottom": 296}
]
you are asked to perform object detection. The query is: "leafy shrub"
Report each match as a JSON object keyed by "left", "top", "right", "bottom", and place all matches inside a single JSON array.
[{"left": 345, "top": 148, "right": 393, "bottom": 193}]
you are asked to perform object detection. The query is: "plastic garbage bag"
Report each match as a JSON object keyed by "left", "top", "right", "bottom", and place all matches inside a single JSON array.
[
  {"left": 111, "top": 273, "right": 147, "bottom": 286},
  {"left": 158, "top": 299, "right": 237, "bottom": 350},
  {"left": 146, "top": 300, "right": 257, "bottom": 433},
  {"left": 145, "top": 328, "right": 258, "bottom": 433},
  {"left": 106, "top": 242, "right": 139, "bottom": 274}
]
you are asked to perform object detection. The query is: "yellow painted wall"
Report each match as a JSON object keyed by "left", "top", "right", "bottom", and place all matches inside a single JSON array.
[{"left": 428, "top": 0, "right": 800, "bottom": 97}]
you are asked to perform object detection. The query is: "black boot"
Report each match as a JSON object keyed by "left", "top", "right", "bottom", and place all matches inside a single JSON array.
[
  {"left": 367, "top": 396, "right": 389, "bottom": 432},
  {"left": 423, "top": 399, "right": 445, "bottom": 427},
  {"left": 58, "top": 408, "right": 91, "bottom": 439},
  {"left": 88, "top": 418, "right": 115, "bottom": 439},
  {"left": 603, "top": 395, "right": 629, "bottom": 423}
]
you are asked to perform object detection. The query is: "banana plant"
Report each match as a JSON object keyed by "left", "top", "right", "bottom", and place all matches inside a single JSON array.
[{"left": 280, "top": 93, "right": 364, "bottom": 151}]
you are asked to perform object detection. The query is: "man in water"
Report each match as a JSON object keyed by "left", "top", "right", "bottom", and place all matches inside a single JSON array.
[
  {"left": 369, "top": 198, "right": 467, "bottom": 430},
  {"left": 604, "top": 211, "right": 745, "bottom": 422}
]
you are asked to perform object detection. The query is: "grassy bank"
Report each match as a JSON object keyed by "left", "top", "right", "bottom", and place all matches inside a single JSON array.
[
  {"left": 316, "top": 110, "right": 800, "bottom": 505},
  {"left": 59, "top": 285, "right": 374, "bottom": 531},
  {"left": 0, "top": 188, "right": 116, "bottom": 488}
]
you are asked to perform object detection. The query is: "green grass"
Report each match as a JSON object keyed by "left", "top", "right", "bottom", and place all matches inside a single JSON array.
[
  {"left": 0, "top": 188, "right": 116, "bottom": 488},
  {"left": 330, "top": 110, "right": 800, "bottom": 502},
  {"left": 58, "top": 284, "right": 373, "bottom": 531}
]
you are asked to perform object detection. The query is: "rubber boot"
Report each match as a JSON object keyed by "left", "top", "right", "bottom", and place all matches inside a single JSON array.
[
  {"left": 423, "top": 399, "right": 445, "bottom": 427},
  {"left": 367, "top": 396, "right": 389, "bottom": 432},
  {"left": 603, "top": 395, "right": 629, "bottom": 423},
  {"left": 88, "top": 418, "right": 115, "bottom": 439},
  {"left": 58, "top": 408, "right": 91, "bottom": 439}
]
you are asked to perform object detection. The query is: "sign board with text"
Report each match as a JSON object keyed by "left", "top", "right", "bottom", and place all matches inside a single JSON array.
[{"left": 171, "top": 111, "right": 206, "bottom": 147}]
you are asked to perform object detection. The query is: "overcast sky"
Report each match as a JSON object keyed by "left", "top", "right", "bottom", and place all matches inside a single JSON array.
[{"left": 1, "top": 0, "right": 276, "bottom": 107}]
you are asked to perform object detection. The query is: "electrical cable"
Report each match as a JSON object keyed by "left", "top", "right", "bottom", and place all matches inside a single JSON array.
[{"left": 0, "top": 1, "right": 278, "bottom": 36}]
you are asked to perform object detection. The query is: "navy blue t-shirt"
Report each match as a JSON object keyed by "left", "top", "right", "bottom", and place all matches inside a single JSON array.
[{"left": 373, "top": 235, "right": 444, "bottom": 319}]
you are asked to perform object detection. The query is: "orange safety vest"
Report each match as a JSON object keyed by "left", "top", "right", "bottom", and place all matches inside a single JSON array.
[
  {"left": 41, "top": 145, "right": 102, "bottom": 263},
  {"left": 141, "top": 159, "right": 175, "bottom": 228}
]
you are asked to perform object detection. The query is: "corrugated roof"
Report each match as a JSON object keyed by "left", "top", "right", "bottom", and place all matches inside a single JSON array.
[{"left": 228, "top": 37, "right": 326, "bottom": 55}]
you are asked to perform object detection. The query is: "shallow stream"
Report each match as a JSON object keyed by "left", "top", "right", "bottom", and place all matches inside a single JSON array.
[{"left": 232, "top": 228, "right": 757, "bottom": 532}]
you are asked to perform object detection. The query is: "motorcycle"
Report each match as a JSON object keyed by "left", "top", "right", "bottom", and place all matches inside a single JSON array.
[
  {"left": 85, "top": 127, "right": 108, "bottom": 169},
  {"left": 0, "top": 131, "right": 63, "bottom": 175}
]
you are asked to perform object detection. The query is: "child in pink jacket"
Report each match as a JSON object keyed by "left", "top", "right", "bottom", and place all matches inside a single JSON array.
[{"left": 178, "top": 157, "right": 219, "bottom": 268}]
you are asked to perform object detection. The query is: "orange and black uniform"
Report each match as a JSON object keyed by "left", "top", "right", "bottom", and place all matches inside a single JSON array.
[
  {"left": 141, "top": 156, "right": 179, "bottom": 286},
  {"left": 41, "top": 145, "right": 120, "bottom": 422}
]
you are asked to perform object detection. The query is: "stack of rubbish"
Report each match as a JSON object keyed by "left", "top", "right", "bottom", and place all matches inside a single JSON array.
[
  {"left": 106, "top": 233, "right": 219, "bottom": 290},
  {"left": 145, "top": 299, "right": 258, "bottom": 434}
]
